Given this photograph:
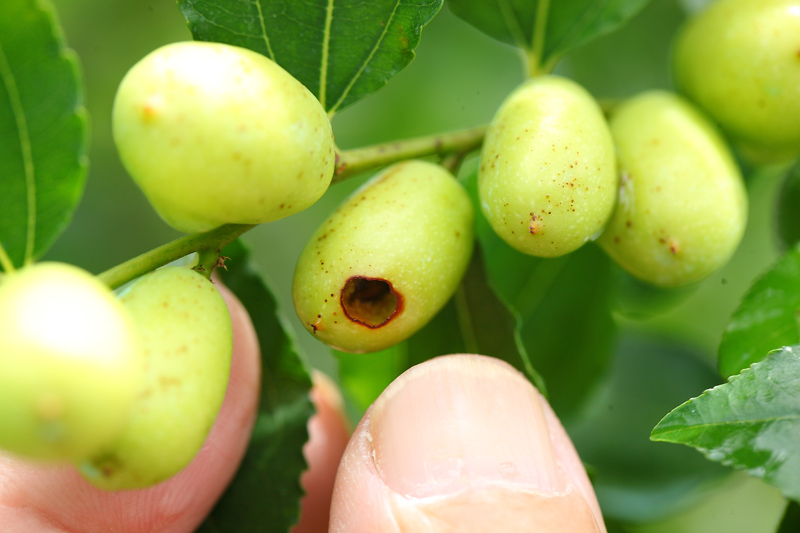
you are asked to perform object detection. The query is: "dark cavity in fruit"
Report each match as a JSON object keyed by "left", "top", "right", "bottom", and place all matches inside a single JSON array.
[{"left": 340, "top": 276, "right": 403, "bottom": 328}]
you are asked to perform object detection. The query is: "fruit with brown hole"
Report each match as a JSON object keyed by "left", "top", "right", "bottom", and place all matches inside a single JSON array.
[{"left": 292, "top": 160, "right": 474, "bottom": 353}]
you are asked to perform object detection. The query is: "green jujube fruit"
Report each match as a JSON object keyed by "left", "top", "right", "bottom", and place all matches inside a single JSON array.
[
  {"left": 674, "top": 0, "right": 800, "bottom": 164},
  {"left": 113, "top": 41, "right": 335, "bottom": 233},
  {"left": 79, "top": 267, "right": 232, "bottom": 489},
  {"left": 479, "top": 75, "right": 617, "bottom": 258},
  {"left": 293, "top": 161, "right": 474, "bottom": 354},
  {"left": 597, "top": 91, "right": 748, "bottom": 288},
  {"left": 0, "top": 263, "right": 142, "bottom": 461}
]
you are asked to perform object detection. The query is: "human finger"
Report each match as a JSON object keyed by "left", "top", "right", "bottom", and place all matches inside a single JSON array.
[{"left": 329, "top": 354, "right": 605, "bottom": 532}]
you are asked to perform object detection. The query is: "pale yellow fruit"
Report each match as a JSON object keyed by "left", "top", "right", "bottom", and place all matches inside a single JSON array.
[
  {"left": 113, "top": 41, "right": 335, "bottom": 233},
  {"left": 479, "top": 75, "right": 617, "bottom": 257},
  {"left": 293, "top": 161, "right": 474, "bottom": 353},
  {"left": 0, "top": 263, "right": 142, "bottom": 461},
  {"left": 79, "top": 267, "right": 232, "bottom": 489},
  {"left": 597, "top": 92, "right": 748, "bottom": 287},
  {"left": 674, "top": 0, "right": 800, "bottom": 164}
]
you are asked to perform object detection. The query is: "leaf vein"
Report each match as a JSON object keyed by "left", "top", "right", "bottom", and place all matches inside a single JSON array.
[
  {"left": 656, "top": 414, "right": 800, "bottom": 438},
  {"left": 495, "top": 0, "right": 530, "bottom": 50},
  {"left": 252, "top": 0, "right": 276, "bottom": 60},
  {"left": 327, "top": 0, "right": 403, "bottom": 115},
  {"left": 0, "top": 43, "right": 35, "bottom": 265},
  {"left": 319, "top": 0, "right": 335, "bottom": 108}
]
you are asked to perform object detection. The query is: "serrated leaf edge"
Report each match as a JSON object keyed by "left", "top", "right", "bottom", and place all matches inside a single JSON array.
[{"left": 651, "top": 346, "right": 800, "bottom": 442}]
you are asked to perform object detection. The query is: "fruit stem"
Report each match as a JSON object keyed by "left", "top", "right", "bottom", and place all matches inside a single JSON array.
[
  {"left": 333, "top": 125, "right": 488, "bottom": 183},
  {"left": 0, "top": 242, "right": 16, "bottom": 274},
  {"left": 97, "top": 224, "right": 254, "bottom": 289},
  {"left": 193, "top": 247, "right": 221, "bottom": 280},
  {"left": 526, "top": 0, "right": 551, "bottom": 77}
]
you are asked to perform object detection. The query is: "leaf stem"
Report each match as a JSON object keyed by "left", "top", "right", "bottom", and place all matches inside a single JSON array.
[
  {"left": 97, "top": 223, "right": 254, "bottom": 289},
  {"left": 527, "top": 0, "right": 551, "bottom": 77},
  {"left": 0, "top": 241, "right": 16, "bottom": 274},
  {"left": 333, "top": 125, "right": 488, "bottom": 183},
  {"left": 454, "top": 283, "right": 480, "bottom": 355}
]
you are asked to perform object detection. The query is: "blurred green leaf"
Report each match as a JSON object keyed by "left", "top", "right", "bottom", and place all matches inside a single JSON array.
[
  {"left": 406, "top": 245, "right": 545, "bottom": 393},
  {"left": 447, "top": 0, "right": 652, "bottom": 70},
  {"left": 718, "top": 245, "right": 800, "bottom": 379},
  {"left": 0, "top": 0, "right": 88, "bottom": 271},
  {"left": 778, "top": 500, "right": 800, "bottom": 533},
  {"left": 652, "top": 345, "right": 800, "bottom": 503},
  {"left": 513, "top": 244, "right": 616, "bottom": 417},
  {"left": 776, "top": 160, "right": 800, "bottom": 250},
  {"left": 610, "top": 263, "right": 697, "bottom": 320},
  {"left": 462, "top": 168, "right": 613, "bottom": 417},
  {"left": 568, "top": 335, "right": 726, "bottom": 522},
  {"left": 605, "top": 518, "right": 631, "bottom": 533},
  {"left": 177, "top": 0, "right": 443, "bottom": 114},
  {"left": 336, "top": 343, "right": 407, "bottom": 413},
  {"left": 199, "top": 239, "right": 314, "bottom": 533}
]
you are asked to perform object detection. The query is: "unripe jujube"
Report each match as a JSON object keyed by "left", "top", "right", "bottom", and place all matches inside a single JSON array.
[
  {"left": 674, "top": 0, "right": 800, "bottom": 164},
  {"left": 597, "top": 92, "right": 748, "bottom": 287},
  {"left": 0, "top": 263, "right": 142, "bottom": 461},
  {"left": 79, "top": 267, "right": 232, "bottom": 489},
  {"left": 293, "top": 161, "right": 474, "bottom": 354},
  {"left": 113, "top": 41, "right": 335, "bottom": 233},
  {"left": 479, "top": 75, "right": 617, "bottom": 257}
]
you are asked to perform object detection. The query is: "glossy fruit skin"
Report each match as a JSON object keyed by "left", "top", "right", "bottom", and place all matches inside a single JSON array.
[
  {"left": 596, "top": 91, "right": 748, "bottom": 288},
  {"left": 479, "top": 75, "right": 617, "bottom": 257},
  {"left": 79, "top": 267, "right": 232, "bottom": 490},
  {"left": 293, "top": 161, "right": 474, "bottom": 354},
  {"left": 674, "top": 0, "right": 800, "bottom": 164},
  {"left": 113, "top": 41, "right": 335, "bottom": 233},
  {"left": 0, "top": 263, "right": 142, "bottom": 461}
]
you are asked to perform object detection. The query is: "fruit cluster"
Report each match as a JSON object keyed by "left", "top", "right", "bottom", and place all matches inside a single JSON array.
[
  {"left": 0, "top": 264, "right": 231, "bottom": 489},
  {"left": 1, "top": 0, "right": 797, "bottom": 491}
]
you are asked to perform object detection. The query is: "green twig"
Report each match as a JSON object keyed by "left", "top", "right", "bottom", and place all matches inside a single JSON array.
[
  {"left": 333, "top": 125, "right": 488, "bottom": 183},
  {"left": 97, "top": 224, "right": 253, "bottom": 289},
  {"left": 96, "top": 127, "right": 487, "bottom": 287},
  {"left": 454, "top": 283, "right": 480, "bottom": 355}
]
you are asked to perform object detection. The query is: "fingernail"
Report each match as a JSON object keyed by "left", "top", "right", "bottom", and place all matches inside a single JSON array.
[{"left": 369, "top": 354, "right": 564, "bottom": 499}]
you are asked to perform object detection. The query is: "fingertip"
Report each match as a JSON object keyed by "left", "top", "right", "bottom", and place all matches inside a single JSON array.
[{"left": 330, "top": 354, "right": 606, "bottom": 532}]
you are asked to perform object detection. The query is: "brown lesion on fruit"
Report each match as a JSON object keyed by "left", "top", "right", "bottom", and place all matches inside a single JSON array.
[
  {"left": 528, "top": 212, "right": 541, "bottom": 235},
  {"left": 657, "top": 235, "right": 681, "bottom": 256},
  {"left": 340, "top": 276, "right": 403, "bottom": 328},
  {"left": 311, "top": 314, "right": 324, "bottom": 334},
  {"left": 141, "top": 94, "right": 164, "bottom": 122}
]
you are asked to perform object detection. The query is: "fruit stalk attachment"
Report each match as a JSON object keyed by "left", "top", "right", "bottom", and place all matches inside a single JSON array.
[
  {"left": 97, "top": 223, "right": 253, "bottom": 290},
  {"left": 333, "top": 125, "right": 488, "bottom": 183}
]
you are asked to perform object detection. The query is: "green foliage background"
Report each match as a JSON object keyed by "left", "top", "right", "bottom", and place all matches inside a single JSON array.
[{"left": 41, "top": 0, "right": 791, "bottom": 530}]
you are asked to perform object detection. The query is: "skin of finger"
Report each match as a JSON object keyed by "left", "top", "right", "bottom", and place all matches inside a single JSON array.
[
  {"left": 0, "top": 282, "right": 260, "bottom": 533},
  {"left": 292, "top": 371, "right": 351, "bottom": 533},
  {"left": 329, "top": 354, "right": 606, "bottom": 533}
]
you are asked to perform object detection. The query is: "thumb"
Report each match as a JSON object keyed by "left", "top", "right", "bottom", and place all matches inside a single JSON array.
[{"left": 330, "top": 354, "right": 605, "bottom": 532}]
